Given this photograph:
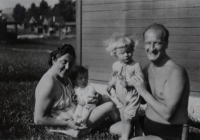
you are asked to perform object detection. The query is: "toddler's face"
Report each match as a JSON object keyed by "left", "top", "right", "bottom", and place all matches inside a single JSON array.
[
  {"left": 75, "top": 72, "right": 88, "bottom": 88},
  {"left": 115, "top": 45, "right": 133, "bottom": 64}
]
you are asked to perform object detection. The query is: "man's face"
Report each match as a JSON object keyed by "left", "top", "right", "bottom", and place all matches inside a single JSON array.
[{"left": 144, "top": 29, "right": 167, "bottom": 62}]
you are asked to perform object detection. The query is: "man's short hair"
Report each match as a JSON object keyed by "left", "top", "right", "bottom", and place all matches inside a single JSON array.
[{"left": 143, "top": 23, "right": 169, "bottom": 43}]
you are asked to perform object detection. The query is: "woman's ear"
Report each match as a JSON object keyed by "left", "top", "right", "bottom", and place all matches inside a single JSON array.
[
  {"left": 52, "top": 57, "right": 56, "bottom": 65},
  {"left": 113, "top": 52, "right": 117, "bottom": 58}
]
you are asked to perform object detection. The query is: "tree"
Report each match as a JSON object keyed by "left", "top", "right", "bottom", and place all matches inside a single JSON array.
[
  {"left": 52, "top": 0, "right": 76, "bottom": 22},
  {"left": 39, "top": 0, "right": 51, "bottom": 17},
  {"left": 12, "top": 4, "right": 26, "bottom": 22},
  {"left": 27, "top": 3, "right": 40, "bottom": 18}
]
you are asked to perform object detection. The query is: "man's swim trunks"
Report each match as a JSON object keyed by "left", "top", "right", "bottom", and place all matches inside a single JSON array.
[{"left": 143, "top": 117, "right": 188, "bottom": 140}]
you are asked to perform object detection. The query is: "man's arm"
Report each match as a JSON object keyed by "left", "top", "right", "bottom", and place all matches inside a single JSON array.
[
  {"left": 131, "top": 68, "right": 188, "bottom": 121},
  {"left": 160, "top": 68, "right": 188, "bottom": 120}
]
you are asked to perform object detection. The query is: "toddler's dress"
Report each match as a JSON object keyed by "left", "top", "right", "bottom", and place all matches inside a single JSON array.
[{"left": 114, "top": 62, "right": 141, "bottom": 119}]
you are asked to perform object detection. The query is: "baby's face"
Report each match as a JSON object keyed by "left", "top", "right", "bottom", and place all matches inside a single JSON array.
[
  {"left": 115, "top": 45, "right": 133, "bottom": 64},
  {"left": 75, "top": 72, "right": 88, "bottom": 88}
]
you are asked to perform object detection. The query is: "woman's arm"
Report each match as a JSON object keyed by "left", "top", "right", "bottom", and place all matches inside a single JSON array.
[
  {"left": 34, "top": 75, "right": 85, "bottom": 129},
  {"left": 34, "top": 75, "right": 68, "bottom": 126}
]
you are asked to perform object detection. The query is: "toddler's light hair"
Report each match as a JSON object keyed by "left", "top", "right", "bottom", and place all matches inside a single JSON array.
[{"left": 104, "top": 33, "right": 136, "bottom": 56}]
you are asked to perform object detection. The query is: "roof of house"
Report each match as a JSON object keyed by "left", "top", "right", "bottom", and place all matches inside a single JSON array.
[
  {"left": 2, "top": 13, "right": 15, "bottom": 22},
  {"left": 29, "top": 17, "right": 37, "bottom": 24},
  {"left": 49, "top": 16, "right": 65, "bottom": 25},
  {"left": 43, "top": 18, "right": 49, "bottom": 25}
]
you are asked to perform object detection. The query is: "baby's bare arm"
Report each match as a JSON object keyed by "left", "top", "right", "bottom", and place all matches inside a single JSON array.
[{"left": 126, "top": 63, "right": 144, "bottom": 87}]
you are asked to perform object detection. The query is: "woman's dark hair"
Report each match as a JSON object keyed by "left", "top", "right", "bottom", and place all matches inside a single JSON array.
[
  {"left": 70, "top": 66, "right": 88, "bottom": 86},
  {"left": 143, "top": 23, "right": 169, "bottom": 43},
  {"left": 48, "top": 44, "right": 76, "bottom": 66}
]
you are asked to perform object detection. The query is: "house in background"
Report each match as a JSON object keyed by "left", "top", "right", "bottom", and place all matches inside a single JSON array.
[
  {"left": 23, "top": 15, "right": 75, "bottom": 37},
  {"left": 28, "top": 17, "right": 37, "bottom": 32},
  {"left": 0, "top": 10, "right": 20, "bottom": 41}
]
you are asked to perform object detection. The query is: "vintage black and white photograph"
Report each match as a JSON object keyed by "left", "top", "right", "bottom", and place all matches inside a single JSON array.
[{"left": 0, "top": 0, "right": 200, "bottom": 139}]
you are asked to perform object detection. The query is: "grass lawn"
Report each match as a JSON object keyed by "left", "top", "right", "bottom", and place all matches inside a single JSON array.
[{"left": 0, "top": 38, "right": 200, "bottom": 139}]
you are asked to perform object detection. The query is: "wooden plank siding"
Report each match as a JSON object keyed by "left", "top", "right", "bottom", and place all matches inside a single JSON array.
[{"left": 81, "top": 0, "right": 200, "bottom": 92}]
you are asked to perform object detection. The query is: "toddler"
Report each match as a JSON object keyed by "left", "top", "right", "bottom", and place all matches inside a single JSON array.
[
  {"left": 105, "top": 33, "right": 144, "bottom": 140},
  {"left": 71, "top": 66, "right": 99, "bottom": 126}
]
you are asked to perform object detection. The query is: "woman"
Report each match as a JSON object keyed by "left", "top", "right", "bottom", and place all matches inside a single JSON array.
[{"left": 34, "top": 44, "right": 114, "bottom": 138}]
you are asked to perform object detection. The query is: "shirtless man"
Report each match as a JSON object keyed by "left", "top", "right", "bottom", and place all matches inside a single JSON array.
[{"left": 131, "top": 23, "right": 190, "bottom": 140}]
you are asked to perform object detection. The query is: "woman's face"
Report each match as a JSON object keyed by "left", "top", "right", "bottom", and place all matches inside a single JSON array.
[{"left": 53, "top": 53, "right": 75, "bottom": 78}]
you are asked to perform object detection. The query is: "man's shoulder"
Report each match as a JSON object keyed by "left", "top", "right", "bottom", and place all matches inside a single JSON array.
[
  {"left": 165, "top": 60, "right": 188, "bottom": 82},
  {"left": 166, "top": 60, "right": 186, "bottom": 75}
]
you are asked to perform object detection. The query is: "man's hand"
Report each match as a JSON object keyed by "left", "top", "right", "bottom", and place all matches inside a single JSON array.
[
  {"left": 131, "top": 73, "right": 147, "bottom": 94},
  {"left": 120, "top": 80, "right": 127, "bottom": 88},
  {"left": 66, "top": 119, "right": 87, "bottom": 130}
]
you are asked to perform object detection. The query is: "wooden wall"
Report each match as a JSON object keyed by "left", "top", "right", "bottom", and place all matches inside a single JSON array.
[{"left": 80, "top": 0, "right": 200, "bottom": 93}]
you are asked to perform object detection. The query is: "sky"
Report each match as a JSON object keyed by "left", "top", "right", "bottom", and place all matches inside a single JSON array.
[{"left": 0, "top": 0, "right": 59, "bottom": 10}]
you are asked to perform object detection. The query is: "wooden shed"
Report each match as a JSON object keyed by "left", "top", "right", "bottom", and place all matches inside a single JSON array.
[{"left": 76, "top": 0, "right": 200, "bottom": 95}]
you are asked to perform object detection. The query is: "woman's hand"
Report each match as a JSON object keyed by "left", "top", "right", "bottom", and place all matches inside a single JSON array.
[{"left": 66, "top": 119, "right": 87, "bottom": 130}]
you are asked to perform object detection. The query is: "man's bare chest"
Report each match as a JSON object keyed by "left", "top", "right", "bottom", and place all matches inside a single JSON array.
[{"left": 148, "top": 70, "right": 168, "bottom": 99}]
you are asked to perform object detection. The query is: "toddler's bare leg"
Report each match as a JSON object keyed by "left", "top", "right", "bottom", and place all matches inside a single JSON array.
[
  {"left": 122, "top": 117, "right": 132, "bottom": 140},
  {"left": 109, "top": 121, "right": 123, "bottom": 135}
]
